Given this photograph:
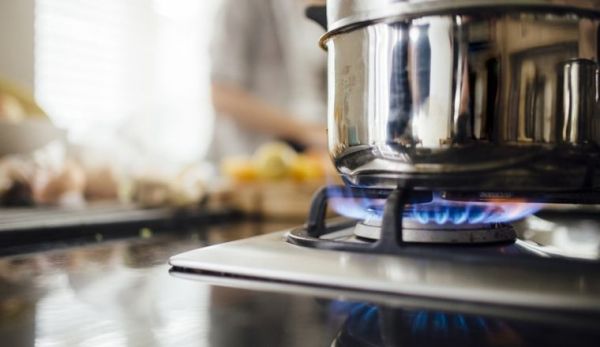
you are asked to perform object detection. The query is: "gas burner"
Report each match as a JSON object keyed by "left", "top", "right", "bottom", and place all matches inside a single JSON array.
[
  {"left": 170, "top": 185, "right": 600, "bottom": 311},
  {"left": 353, "top": 203, "right": 518, "bottom": 244},
  {"left": 287, "top": 185, "right": 527, "bottom": 255},
  {"left": 353, "top": 219, "right": 516, "bottom": 244}
]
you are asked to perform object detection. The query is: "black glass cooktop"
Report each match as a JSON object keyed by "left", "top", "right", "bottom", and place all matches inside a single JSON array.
[{"left": 1, "top": 215, "right": 599, "bottom": 346}]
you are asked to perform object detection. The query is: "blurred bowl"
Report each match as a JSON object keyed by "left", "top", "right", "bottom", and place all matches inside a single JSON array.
[{"left": 0, "top": 119, "right": 65, "bottom": 156}]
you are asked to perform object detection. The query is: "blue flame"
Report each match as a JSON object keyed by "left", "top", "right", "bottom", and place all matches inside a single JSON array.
[
  {"left": 332, "top": 303, "right": 493, "bottom": 340},
  {"left": 329, "top": 188, "right": 542, "bottom": 225},
  {"left": 456, "top": 314, "right": 468, "bottom": 333},
  {"left": 406, "top": 200, "right": 542, "bottom": 225}
]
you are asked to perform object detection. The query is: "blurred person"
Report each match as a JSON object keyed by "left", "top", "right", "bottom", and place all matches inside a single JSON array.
[{"left": 208, "top": 0, "right": 328, "bottom": 162}]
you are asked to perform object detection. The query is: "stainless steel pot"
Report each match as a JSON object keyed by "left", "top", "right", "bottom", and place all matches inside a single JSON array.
[{"left": 309, "top": 0, "right": 600, "bottom": 192}]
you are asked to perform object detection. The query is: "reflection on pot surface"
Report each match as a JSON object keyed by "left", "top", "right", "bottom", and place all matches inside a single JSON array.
[{"left": 325, "top": 9, "right": 600, "bottom": 191}]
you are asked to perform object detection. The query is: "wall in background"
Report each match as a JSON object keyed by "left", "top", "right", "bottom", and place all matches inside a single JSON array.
[{"left": 0, "top": 0, "right": 35, "bottom": 90}]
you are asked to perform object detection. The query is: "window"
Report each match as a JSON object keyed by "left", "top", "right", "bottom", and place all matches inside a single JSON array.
[{"left": 35, "top": 0, "right": 219, "bottom": 167}]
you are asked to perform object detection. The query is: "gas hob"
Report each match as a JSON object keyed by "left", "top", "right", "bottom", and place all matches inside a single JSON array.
[
  {"left": 170, "top": 185, "right": 600, "bottom": 314},
  {"left": 170, "top": 218, "right": 600, "bottom": 309}
]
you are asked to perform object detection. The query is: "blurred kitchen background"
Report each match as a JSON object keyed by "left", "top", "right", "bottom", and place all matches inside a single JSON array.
[
  {"left": 0, "top": 0, "right": 332, "bottom": 218},
  {"left": 4, "top": 0, "right": 216, "bottom": 161}
]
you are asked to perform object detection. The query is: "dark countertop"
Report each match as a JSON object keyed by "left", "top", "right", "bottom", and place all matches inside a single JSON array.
[
  {"left": 1, "top": 218, "right": 600, "bottom": 347},
  {"left": 0, "top": 221, "right": 343, "bottom": 347}
]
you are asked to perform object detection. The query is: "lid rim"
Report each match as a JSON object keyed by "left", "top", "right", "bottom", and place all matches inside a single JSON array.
[{"left": 327, "top": 0, "right": 600, "bottom": 32}]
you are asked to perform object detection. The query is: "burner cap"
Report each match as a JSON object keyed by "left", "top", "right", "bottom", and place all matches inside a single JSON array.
[{"left": 354, "top": 220, "right": 516, "bottom": 244}]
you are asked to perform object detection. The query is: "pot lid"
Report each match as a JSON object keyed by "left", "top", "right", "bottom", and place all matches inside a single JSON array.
[{"left": 327, "top": 0, "right": 600, "bottom": 31}]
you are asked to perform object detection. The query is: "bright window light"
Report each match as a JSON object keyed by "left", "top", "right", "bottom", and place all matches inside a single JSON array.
[{"left": 34, "top": 0, "right": 219, "bottom": 169}]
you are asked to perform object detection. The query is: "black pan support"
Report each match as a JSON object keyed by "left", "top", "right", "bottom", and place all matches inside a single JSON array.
[
  {"left": 287, "top": 185, "right": 600, "bottom": 270},
  {"left": 290, "top": 183, "right": 600, "bottom": 254},
  {"left": 290, "top": 184, "right": 417, "bottom": 253}
]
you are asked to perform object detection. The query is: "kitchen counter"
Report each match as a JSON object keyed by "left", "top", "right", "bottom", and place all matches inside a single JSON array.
[
  {"left": 0, "top": 221, "right": 343, "bottom": 346},
  {"left": 1, "top": 218, "right": 599, "bottom": 346}
]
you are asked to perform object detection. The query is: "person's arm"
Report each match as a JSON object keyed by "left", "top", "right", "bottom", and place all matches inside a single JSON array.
[
  {"left": 212, "top": 82, "right": 327, "bottom": 150},
  {"left": 209, "top": 0, "right": 326, "bottom": 151}
]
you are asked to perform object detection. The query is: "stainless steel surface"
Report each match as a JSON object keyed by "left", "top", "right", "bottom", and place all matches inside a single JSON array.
[
  {"left": 558, "top": 59, "right": 600, "bottom": 143},
  {"left": 353, "top": 220, "right": 516, "bottom": 243},
  {"left": 169, "top": 229, "right": 600, "bottom": 311},
  {"left": 324, "top": 9, "right": 600, "bottom": 190},
  {"left": 326, "top": 0, "right": 600, "bottom": 31}
]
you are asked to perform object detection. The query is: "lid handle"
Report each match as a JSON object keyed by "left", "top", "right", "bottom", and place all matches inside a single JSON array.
[{"left": 305, "top": 5, "right": 327, "bottom": 30}]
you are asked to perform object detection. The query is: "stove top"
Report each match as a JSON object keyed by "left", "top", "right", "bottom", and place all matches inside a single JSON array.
[
  {"left": 170, "top": 185, "right": 600, "bottom": 314},
  {"left": 170, "top": 217, "right": 600, "bottom": 312}
]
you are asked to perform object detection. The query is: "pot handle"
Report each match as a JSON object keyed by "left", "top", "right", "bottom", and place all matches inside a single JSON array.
[{"left": 305, "top": 5, "right": 327, "bottom": 30}]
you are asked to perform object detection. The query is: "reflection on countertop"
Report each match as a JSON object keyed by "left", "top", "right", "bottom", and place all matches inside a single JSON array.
[
  {"left": 0, "top": 222, "right": 341, "bottom": 347},
  {"left": 1, "top": 214, "right": 600, "bottom": 347}
]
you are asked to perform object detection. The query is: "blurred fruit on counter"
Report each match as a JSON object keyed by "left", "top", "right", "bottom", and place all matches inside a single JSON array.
[
  {"left": 83, "top": 166, "right": 120, "bottom": 202},
  {"left": 0, "top": 159, "right": 35, "bottom": 207},
  {"left": 221, "top": 157, "right": 258, "bottom": 183},
  {"left": 219, "top": 142, "right": 339, "bottom": 220},
  {"left": 253, "top": 142, "right": 298, "bottom": 180},
  {"left": 222, "top": 142, "right": 334, "bottom": 183},
  {"left": 0, "top": 78, "right": 77, "bottom": 207},
  {"left": 0, "top": 157, "right": 91, "bottom": 207},
  {"left": 289, "top": 154, "right": 327, "bottom": 181},
  {"left": 129, "top": 177, "right": 172, "bottom": 208},
  {"left": 34, "top": 160, "right": 86, "bottom": 206},
  {"left": 129, "top": 165, "right": 208, "bottom": 208}
]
